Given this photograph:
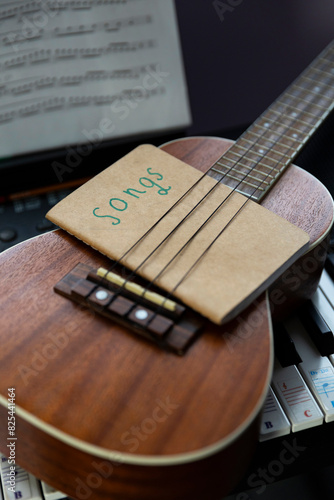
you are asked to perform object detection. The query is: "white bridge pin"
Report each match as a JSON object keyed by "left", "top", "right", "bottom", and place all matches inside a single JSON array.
[
  {"left": 135, "top": 309, "right": 149, "bottom": 320},
  {"left": 96, "top": 290, "right": 109, "bottom": 301}
]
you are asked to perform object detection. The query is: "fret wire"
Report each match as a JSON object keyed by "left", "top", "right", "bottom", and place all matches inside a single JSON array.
[
  {"left": 269, "top": 95, "right": 319, "bottom": 116},
  {"left": 254, "top": 116, "right": 308, "bottom": 133},
  {"left": 256, "top": 95, "right": 328, "bottom": 140},
  {"left": 235, "top": 146, "right": 292, "bottom": 176},
  {"left": 215, "top": 161, "right": 271, "bottom": 184},
  {"left": 256, "top": 120, "right": 306, "bottom": 136},
  {"left": 227, "top": 149, "right": 282, "bottom": 173},
  {"left": 273, "top": 104, "right": 324, "bottom": 120},
  {"left": 210, "top": 167, "right": 266, "bottom": 190},
  {"left": 284, "top": 91, "right": 332, "bottom": 111},
  {"left": 307, "top": 65, "right": 334, "bottom": 81},
  {"left": 216, "top": 155, "right": 276, "bottom": 178},
  {"left": 318, "top": 51, "right": 334, "bottom": 63},
  {"left": 310, "top": 52, "right": 334, "bottom": 70},
  {"left": 311, "top": 65, "right": 334, "bottom": 80},
  {"left": 228, "top": 150, "right": 288, "bottom": 182},
  {"left": 288, "top": 90, "right": 334, "bottom": 110},
  {"left": 237, "top": 136, "right": 294, "bottom": 159},
  {"left": 269, "top": 108, "right": 318, "bottom": 127},
  {"left": 214, "top": 115, "right": 294, "bottom": 183},
  {"left": 257, "top": 113, "right": 310, "bottom": 131},
  {"left": 210, "top": 110, "right": 297, "bottom": 195},
  {"left": 222, "top": 148, "right": 280, "bottom": 173},
  {"left": 303, "top": 74, "right": 334, "bottom": 92},
  {"left": 314, "top": 56, "right": 334, "bottom": 72},
  {"left": 300, "top": 60, "right": 334, "bottom": 79},
  {"left": 233, "top": 137, "right": 288, "bottom": 159},
  {"left": 294, "top": 82, "right": 334, "bottom": 99},
  {"left": 270, "top": 73, "right": 334, "bottom": 117},
  {"left": 285, "top": 90, "right": 331, "bottom": 109},
  {"left": 246, "top": 128, "right": 304, "bottom": 145},
  {"left": 231, "top": 123, "right": 318, "bottom": 181}
]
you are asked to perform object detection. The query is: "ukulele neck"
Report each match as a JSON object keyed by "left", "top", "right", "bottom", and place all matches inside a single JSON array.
[{"left": 209, "top": 40, "right": 334, "bottom": 202}]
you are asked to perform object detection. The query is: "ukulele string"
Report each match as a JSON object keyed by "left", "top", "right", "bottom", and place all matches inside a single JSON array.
[
  {"left": 105, "top": 44, "right": 334, "bottom": 286},
  {"left": 145, "top": 71, "right": 334, "bottom": 318},
  {"left": 105, "top": 78, "right": 313, "bottom": 280},
  {"left": 138, "top": 154, "right": 290, "bottom": 330},
  {"left": 98, "top": 121, "right": 281, "bottom": 284},
  {"left": 100, "top": 50, "right": 334, "bottom": 325},
  {"left": 98, "top": 117, "right": 284, "bottom": 305},
  {"left": 103, "top": 124, "right": 286, "bottom": 326},
  {"left": 108, "top": 91, "right": 321, "bottom": 322},
  {"left": 133, "top": 43, "right": 334, "bottom": 288},
  {"left": 162, "top": 70, "right": 333, "bottom": 300},
  {"left": 136, "top": 75, "right": 333, "bottom": 325},
  {"left": 136, "top": 75, "right": 324, "bottom": 286},
  {"left": 96, "top": 125, "right": 275, "bottom": 324}
]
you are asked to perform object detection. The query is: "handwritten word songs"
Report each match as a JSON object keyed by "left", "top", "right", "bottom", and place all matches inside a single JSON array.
[{"left": 93, "top": 168, "right": 171, "bottom": 225}]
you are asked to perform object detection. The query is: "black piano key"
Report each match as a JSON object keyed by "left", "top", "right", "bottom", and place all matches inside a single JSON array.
[
  {"left": 273, "top": 321, "right": 302, "bottom": 367},
  {"left": 298, "top": 300, "right": 334, "bottom": 356},
  {"left": 325, "top": 251, "right": 334, "bottom": 281},
  {"left": 329, "top": 230, "right": 334, "bottom": 250}
]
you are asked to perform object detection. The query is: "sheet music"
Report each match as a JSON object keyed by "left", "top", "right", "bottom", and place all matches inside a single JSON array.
[{"left": 0, "top": 0, "right": 191, "bottom": 159}]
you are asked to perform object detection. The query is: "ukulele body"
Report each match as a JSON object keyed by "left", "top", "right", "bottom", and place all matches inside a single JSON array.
[{"left": 0, "top": 137, "right": 332, "bottom": 500}]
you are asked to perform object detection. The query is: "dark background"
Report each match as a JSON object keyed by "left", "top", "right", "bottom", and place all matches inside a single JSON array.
[
  {"left": 174, "top": 0, "right": 334, "bottom": 202},
  {"left": 175, "top": 0, "right": 334, "bottom": 136}
]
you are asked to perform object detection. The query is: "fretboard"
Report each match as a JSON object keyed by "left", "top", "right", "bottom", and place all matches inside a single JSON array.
[{"left": 209, "top": 40, "right": 334, "bottom": 201}]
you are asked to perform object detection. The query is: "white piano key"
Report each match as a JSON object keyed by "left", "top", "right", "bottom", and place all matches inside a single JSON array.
[
  {"left": 319, "top": 269, "right": 334, "bottom": 310},
  {"left": 311, "top": 285, "right": 334, "bottom": 334},
  {"left": 330, "top": 353, "right": 334, "bottom": 366},
  {"left": 259, "top": 386, "right": 291, "bottom": 441},
  {"left": 41, "top": 481, "right": 67, "bottom": 500},
  {"left": 286, "top": 317, "right": 334, "bottom": 422},
  {"left": 0, "top": 455, "right": 42, "bottom": 500},
  {"left": 0, "top": 468, "right": 3, "bottom": 500},
  {"left": 271, "top": 359, "right": 323, "bottom": 432}
]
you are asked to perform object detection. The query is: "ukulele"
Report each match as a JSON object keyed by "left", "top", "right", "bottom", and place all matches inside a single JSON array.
[{"left": 0, "top": 42, "right": 334, "bottom": 500}]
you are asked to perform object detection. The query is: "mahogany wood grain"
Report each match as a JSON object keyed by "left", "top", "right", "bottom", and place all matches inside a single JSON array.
[
  {"left": 0, "top": 397, "right": 261, "bottom": 500},
  {"left": 0, "top": 230, "right": 272, "bottom": 499}
]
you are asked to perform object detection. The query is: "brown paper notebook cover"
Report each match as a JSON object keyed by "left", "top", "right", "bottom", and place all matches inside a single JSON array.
[{"left": 46, "top": 144, "right": 309, "bottom": 324}]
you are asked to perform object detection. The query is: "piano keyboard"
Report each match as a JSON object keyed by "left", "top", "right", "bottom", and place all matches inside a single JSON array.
[
  {"left": 1, "top": 255, "right": 334, "bottom": 500},
  {"left": 0, "top": 454, "right": 67, "bottom": 500},
  {"left": 260, "top": 267, "right": 334, "bottom": 441}
]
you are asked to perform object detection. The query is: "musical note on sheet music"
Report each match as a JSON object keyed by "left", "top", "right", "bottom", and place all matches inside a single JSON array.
[
  {"left": 1, "top": 14, "right": 153, "bottom": 45},
  {"left": 0, "top": 63, "right": 159, "bottom": 97},
  {"left": 1, "top": 40, "right": 157, "bottom": 70},
  {"left": 0, "top": 0, "right": 191, "bottom": 159},
  {"left": 0, "top": 1, "right": 132, "bottom": 24},
  {"left": 0, "top": 87, "right": 166, "bottom": 124}
]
